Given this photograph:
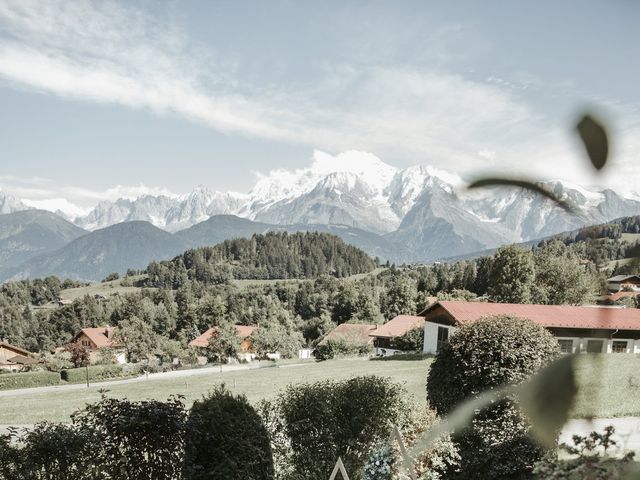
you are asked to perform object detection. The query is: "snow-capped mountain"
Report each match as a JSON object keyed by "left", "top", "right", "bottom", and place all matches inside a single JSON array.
[
  {"left": 6, "top": 150, "right": 640, "bottom": 262},
  {"left": 0, "top": 190, "right": 30, "bottom": 214}
]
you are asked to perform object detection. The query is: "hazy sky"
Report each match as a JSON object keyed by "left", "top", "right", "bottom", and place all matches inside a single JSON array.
[{"left": 1, "top": 0, "right": 639, "bottom": 211}]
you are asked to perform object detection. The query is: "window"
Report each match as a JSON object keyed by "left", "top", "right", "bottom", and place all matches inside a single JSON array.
[
  {"left": 557, "top": 339, "right": 574, "bottom": 354},
  {"left": 586, "top": 339, "right": 604, "bottom": 353},
  {"left": 612, "top": 340, "right": 628, "bottom": 353},
  {"left": 436, "top": 326, "right": 449, "bottom": 352}
]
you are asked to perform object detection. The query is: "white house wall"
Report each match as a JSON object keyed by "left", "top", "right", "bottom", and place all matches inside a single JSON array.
[{"left": 423, "top": 322, "right": 457, "bottom": 354}]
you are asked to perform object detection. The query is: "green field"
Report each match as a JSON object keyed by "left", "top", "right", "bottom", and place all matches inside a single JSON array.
[
  {"left": 57, "top": 275, "right": 153, "bottom": 301},
  {"left": 1, "top": 354, "right": 638, "bottom": 425},
  {"left": 621, "top": 233, "right": 640, "bottom": 243}
]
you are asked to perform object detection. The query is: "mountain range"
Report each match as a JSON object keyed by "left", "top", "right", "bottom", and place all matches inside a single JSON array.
[{"left": 2, "top": 150, "right": 640, "bottom": 281}]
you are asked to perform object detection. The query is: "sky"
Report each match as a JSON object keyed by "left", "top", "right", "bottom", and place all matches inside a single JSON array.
[{"left": 0, "top": 0, "right": 639, "bottom": 213}]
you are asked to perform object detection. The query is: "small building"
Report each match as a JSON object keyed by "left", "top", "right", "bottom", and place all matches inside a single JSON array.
[
  {"left": 57, "top": 298, "right": 73, "bottom": 307},
  {"left": 369, "top": 315, "right": 425, "bottom": 356},
  {"left": 606, "top": 275, "right": 640, "bottom": 293},
  {"left": 71, "top": 327, "right": 126, "bottom": 364},
  {"left": 0, "top": 342, "right": 37, "bottom": 372},
  {"left": 190, "top": 325, "right": 256, "bottom": 363},
  {"left": 421, "top": 300, "right": 640, "bottom": 355}
]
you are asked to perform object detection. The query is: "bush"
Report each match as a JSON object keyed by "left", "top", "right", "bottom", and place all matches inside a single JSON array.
[
  {"left": 533, "top": 426, "right": 635, "bottom": 479},
  {"left": 391, "top": 326, "right": 424, "bottom": 351},
  {"left": 426, "top": 315, "right": 561, "bottom": 479},
  {"left": 61, "top": 364, "right": 130, "bottom": 383},
  {"left": 263, "top": 376, "right": 412, "bottom": 480},
  {"left": 183, "top": 385, "right": 274, "bottom": 480},
  {"left": 74, "top": 395, "right": 187, "bottom": 479},
  {"left": 0, "top": 371, "right": 60, "bottom": 390},
  {"left": 314, "top": 338, "right": 372, "bottom": 360}
]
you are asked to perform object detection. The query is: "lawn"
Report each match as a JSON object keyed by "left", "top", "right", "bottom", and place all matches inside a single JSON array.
[
  {"left": 1, "top": 354, "right": 638, "bottom": 425},
  {"left": 57, "top": 275, "right": 153, "bottom": 301}
]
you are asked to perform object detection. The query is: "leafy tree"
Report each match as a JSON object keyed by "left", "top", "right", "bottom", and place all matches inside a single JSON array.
[
  {"left": 391, "top": 326, "right": 424, "bottom": 352},
  {"left": 183, "top": 386, "right": 274, "bottom": 480},
  {"left": 64, "top": 343, "right": 90, "bottom": 368},
  {"left": 382, "top": 274, "right": 417, "bottom": 319},
  {"left": 114, "top": 316, "right": 160, "bottom": 363},
  {"left": 102, "top": 272, "right": 119, "bottom": 282},
  {"left": 488, "top": 245, "right": 536, "bottom": 303},
  {"left": 205, "top": 322, "right": 242, "bottom": 363}
]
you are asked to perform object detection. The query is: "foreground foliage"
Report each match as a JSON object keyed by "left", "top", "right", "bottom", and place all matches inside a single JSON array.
[{"left": 427, "top": 315, "right": 561, "bottom": 479}]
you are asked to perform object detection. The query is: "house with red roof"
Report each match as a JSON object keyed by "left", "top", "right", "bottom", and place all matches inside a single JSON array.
[
  {"left": 190, "top": 325, "right": 256, "bottom": 362},
  {"left": 420, "top": 301, "right": 640, "bottom": 355},
  {"left": 318, "top": 323, "right": 377, "bottom": 347},
  {"left": 369, "top": 315, "right": 425, "bottom": 356},
  {"left": 71, "top": 327, "right": 126, "bottom": 364}
]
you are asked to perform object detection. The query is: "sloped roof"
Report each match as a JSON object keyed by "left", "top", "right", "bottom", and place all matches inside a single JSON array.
[
  {"left": 7, "top": 354, "right": 39, "bottom": 365},
  {"left": 318, "top": 323, "right": 377, "bottom": 346},
  {"left": 0, "top": 342, "right": 32, "bottom": 357},
  {"left": 75, "top": 327, "right": 118, "bottom": 348},
  {"left": 425, "top": 301, "right": 640, "bottom": 331},
  {"left": 189, "top": 325, "right": 256, "bottom": 348},
  {"left": 607, "top": 275, "right": 640, "bottom": 282},
  {"left": 370, "top": 315, "right": 425, "bottom": 338}
]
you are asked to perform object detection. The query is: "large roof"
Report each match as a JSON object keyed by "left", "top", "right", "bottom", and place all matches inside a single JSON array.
[
  {"left": 425, "top": 301, "right": 640, "bottom": 331},
  {"left": 189, "top": 325, "right": 256, "bottom": 348},
  {"left": 370, "top": 315, "right": 425, "bottom": 338},
  {"left": 318, "top": 323, "right": 377, "bottom": 346},
  {"left": 75, "top": 327, "right": 118, "bottom": 348},
  {"left": 0, "top": 342, "right": 32, "bottom": 357}
]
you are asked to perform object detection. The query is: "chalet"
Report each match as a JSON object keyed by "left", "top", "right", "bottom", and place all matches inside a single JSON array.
[
  {"left": 421, "top": 301, "right": 640, "bottom": 355},
  {"left": 369, "top": 315, "right": 425, "bottom": 356},
  {"left": 190, "top": 325, "right": 256, "bottom": 362},
  {"left": 606, "top": 275, "right": 640, "bottom": 293},
  {"left": 0, "top": 341, "right": 37, "bottom": 372},
  {"left": 317, "top": 323, "right": 377, "bottom": 347},
  {"left": 71, "top": 327, "right": 126, "bottom": 364}
]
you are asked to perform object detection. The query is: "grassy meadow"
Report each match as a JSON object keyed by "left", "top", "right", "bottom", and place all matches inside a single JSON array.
[{"left": 1, "top": 354, "right": 639, "bottom": 425}]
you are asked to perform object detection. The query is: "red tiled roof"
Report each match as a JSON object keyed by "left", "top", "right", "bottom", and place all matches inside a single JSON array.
[
  {"left": 189, "top": 325, "right": 256, "bottom": 348},
  {"left": 75, "top": 327, "right": 118, "bottom": 348},
  {"left": 318, "top": 323, "right": 377, "bottom": 346},
  {"left": 603, "top": 291, "right": 640, "bottom": 302},
  {"left": 427, "top": 301, "right": 640, "bottom": 331},
  {"left": 370, "top": 315, "right": 425, "bottom": 338}
]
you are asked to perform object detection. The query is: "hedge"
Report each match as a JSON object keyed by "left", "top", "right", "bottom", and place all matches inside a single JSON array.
[
  {"left": 61, "top": 364, "right": 130, "bottom": 383},
  {"left": 0, "top": 371, "right": 61, "bottom": 390}
]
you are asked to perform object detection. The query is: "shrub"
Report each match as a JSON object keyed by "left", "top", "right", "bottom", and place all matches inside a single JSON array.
[
  {"left": 264, "top": 376, "right": 412, "bottom": 480},
  {"left": 426, "top": 315, "right": 561, "bottom": 479},
  {"left": 73, "top": 395, "right": 187, "bottom": 479},
  {"left": 314, "top": 338, "right": 372, "bottom": 360},
  {"left": 61, "top": 364, "right": 129, "bottom": 383},
  {"left": 391, "top": 326, "right": 424, "bottom": 351},
  {"left": 0, "top": 371, "right": 60, "bottom": 390},
  {"left": 183, "top": 385, "right": 274, "bottom": 480},
  {"left": 533, "top": 426, "right": 635, "bottom": 479}
]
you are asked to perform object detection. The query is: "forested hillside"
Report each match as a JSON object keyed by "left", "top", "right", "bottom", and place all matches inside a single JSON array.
[{"left": 144, "top": 232, "right": 379, "bottom": 288}]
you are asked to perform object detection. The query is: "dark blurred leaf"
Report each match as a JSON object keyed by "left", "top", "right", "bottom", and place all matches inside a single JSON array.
[
  {"left": 576, "top": 114, "right": 608, "bottom": 170},
  {"left": 517, "top": 355, "right": 578, "bottom": 447},
  {"left": 468, "top": 177, "right": 577, "bottom": 213}
]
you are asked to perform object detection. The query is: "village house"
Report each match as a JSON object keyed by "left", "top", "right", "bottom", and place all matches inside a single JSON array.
[
  {"left": 190, "top": 325, "right": 256, "bottom": 363},
  {"left": 0, "top": 341, "right": 38, "bottom": 372},
  {"left": 71, "top": 327, "right": 127, "bottom": 364},
  {"left": 421, "top": 300, "right": 640, "bottom": 355},
  {"left": 369, "top": 315, "right": 425, "bottom": 356},
  {"left": 606, "top": 275, "right": 640, "bottom": 293}
]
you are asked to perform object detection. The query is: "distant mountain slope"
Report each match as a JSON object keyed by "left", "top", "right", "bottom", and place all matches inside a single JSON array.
[
  {"left": 0, "top": 191, "right": 29, "bottom": 214},
  {"left": 2, "top": 221, "right": 187, "bottom": 282},
  {"left": 0, "top": 210, "right": 87, "bottom": 270},
  {"left": 177, "top": 215, "right": 405, "bottom": 262}
]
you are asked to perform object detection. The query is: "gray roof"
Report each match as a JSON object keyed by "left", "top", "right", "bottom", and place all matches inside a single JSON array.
[{"left": 607, "top": 275, "right": 640, "bottom": 282}]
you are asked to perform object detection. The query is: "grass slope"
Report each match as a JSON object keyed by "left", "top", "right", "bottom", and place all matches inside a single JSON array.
[{"left": 1, "top": 355, "right": 639, "bottom": 425}]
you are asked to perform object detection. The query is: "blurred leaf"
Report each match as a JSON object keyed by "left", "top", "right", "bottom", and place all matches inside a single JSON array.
[
  {"left": 576, "top": 114, "right": 609, "bottom": 170},
  {"left": 468, "top": 177, "right": 577, "bottom": 213},
  {"left": 517, "top": 355, "right": 578, "bottom": 447}
]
